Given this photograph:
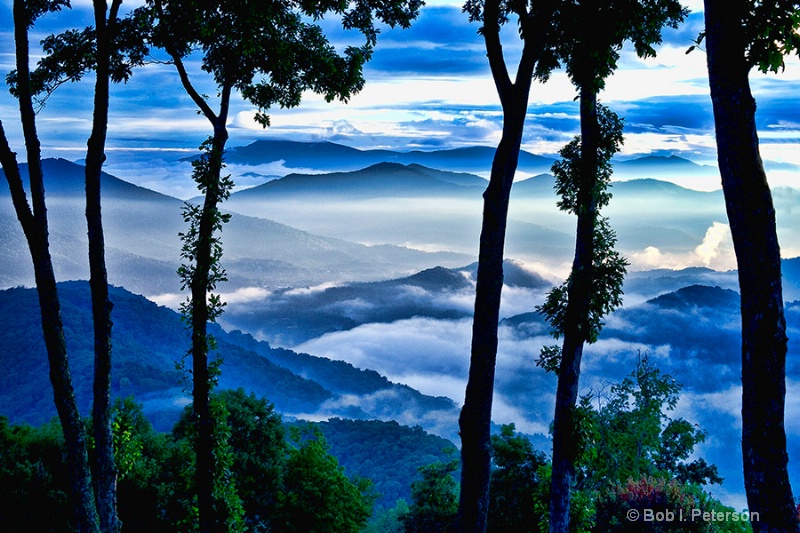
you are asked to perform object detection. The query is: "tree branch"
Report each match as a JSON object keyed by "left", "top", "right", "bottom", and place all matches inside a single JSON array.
[
  {"left": 0, "top": 121, "right": 35, "bottom": 235},
  {"left": 483, "top": 0, "right": 512, "bottom": 103}
]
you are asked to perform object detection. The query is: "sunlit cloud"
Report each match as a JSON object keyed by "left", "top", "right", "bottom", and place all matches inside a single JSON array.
[
  {"left": 695, "top": 222, "right": 732, "bottom": 267},
  {"left": 630, "top": 222, "right": 736, "bottom": 271}
]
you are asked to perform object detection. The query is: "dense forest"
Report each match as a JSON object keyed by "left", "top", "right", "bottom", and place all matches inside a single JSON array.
[{"left": 0, "top": 355, "right": 753, "bottom": 532}]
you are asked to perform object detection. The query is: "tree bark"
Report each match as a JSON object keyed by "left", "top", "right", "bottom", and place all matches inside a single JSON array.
[
  {"left": 0, "top": 3, "right": 100, "bottom": 531},
  {"left": 549, "top": 85, "right": 599, "bottom": 533},
  {"left": 86, "top": 1, "right": 122, "bottom": 531},
  {"left": 458, "top": 107, "right": 526, "bottom": 533},
  {"left": 703, "top": 1, "right": 798, "bottom": 531}
]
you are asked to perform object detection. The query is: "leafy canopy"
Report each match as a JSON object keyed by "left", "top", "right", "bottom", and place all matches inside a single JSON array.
[
  {"left": 555, "top": 0, "right": 688, "bottom": 90},
  {"left": 147, "top": 0, "right": 423, "bottom": 126},
  {"left": 7, "top": 4, "right": 149, "bottom": 108},
  {"left": 576, "top": 353, "right": 723, "bottom": 489},
  {"left": 688, "top": 1, "right": 800, "bottom": 74}
]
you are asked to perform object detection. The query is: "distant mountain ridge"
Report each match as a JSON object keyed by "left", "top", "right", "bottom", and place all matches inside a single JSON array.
[
  {"left": 232, "top": 162, "right": 487, "bottom": 200},
  {"left": 0, "top": 158, "right": 472, "bottom": 293},
  {"left": 194, "top": 139, "right": 727, "bottom": 182},
  {"left": 613, "top": 154, "right": 717, "bottom": 176},
  {"left": 212, "top": 139, "right": 556, "bottom": 175}
]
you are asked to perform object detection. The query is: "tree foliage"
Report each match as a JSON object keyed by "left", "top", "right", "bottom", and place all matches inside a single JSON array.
[
  {"left": 277, "top": 424, "right": 374, "bottom": 533},
  {"left": 6, "top": 7, "right": 148, "bottom": 109},
  {"left": 536, "top": 103, "right": 628, "bottom": 372},
  {"left": 0, "top": 391, "right": 374, "bottom": 532},
  {"left": 146, "top": 0, "right": 422, "bottom": 126},
  {"left": 400, "top": 459, "right": 460, "bottom": 533},
  {"left": 554, "top": 0, "right": 687, "bottom": 90},
  {"left": 487, "top": 424, "right": 550, "bottom": 533},
  {"left": 689, "top": 0, "right": 800, "bottom": 74},
  {"left": 576, "top": 354, "right": 722, "bottom": 490},
  {"left": 398, "top": 358, "right": 747, "bottom": 533}
]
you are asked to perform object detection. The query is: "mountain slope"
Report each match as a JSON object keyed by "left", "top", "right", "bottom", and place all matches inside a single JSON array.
[{"left": 0, "top": 282, "right": 457, "bottom": 433}]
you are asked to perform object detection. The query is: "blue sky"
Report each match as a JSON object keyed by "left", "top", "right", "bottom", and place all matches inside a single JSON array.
[{"left": 2, "top": 0, "right": 800, "bottom": 192}]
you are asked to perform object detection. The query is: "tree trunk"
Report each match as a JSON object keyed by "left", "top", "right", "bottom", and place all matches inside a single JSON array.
[
  {"left": 193, "top": 123, "right": 229, "bottom": 533},
  {"left": 86, "top": 2, "right": 121, "bottom": 531},
  {"left": 458, "top": 96, "right": 527, "bottom": 533},
  {"left": 2, "top": 3, "right": 100, "bottom": 532},
  {"left": 703, "top": 1, "right": 798, "bottom": 531},
  {"left": 457, "top": 2, "right": 547, "bottom": 529},
  {"left": 549, "top": 85, "right": 599, "bottom": 533}
]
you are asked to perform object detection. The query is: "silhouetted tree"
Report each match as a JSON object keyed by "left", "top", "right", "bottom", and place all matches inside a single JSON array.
[
  {"left": 144, "top": 0, "right": 421, "bottom": 529},
  {"left": 13, "top": 3, "right": 148, "bottom": 529},
  {"left": 0, "top": 1, "right": 99, "bottom": 530},
  {"left": 538, "top": 103, "right": 628, "bottom": 533},
  {"left": 457, "top": 1, "right": 560, "bottom": 530},
  {"left": 702, "top": 0, "right": 800, "bottom": 530},
  {"left": 541, "top": 2, "right": 686, "bottom": 531}
]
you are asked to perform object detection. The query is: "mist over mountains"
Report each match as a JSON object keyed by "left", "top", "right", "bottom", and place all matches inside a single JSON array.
[
  {"left": 4, "top": 139, "right": 800, "bottom": 510},
  {"left": 198, "top": 140, "right": 557, "bottom": 175},
  {"left": 0, "top": 159, "right": 471, "bottom": 295}
]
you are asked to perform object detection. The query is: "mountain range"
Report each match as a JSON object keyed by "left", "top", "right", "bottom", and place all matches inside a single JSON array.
[
  {"left": 0, "top": 159, "right": 471, "bottom": 295},
  {"left": 0, "top": 281, "right": 458, "bottom": 436},
  {"left": 3, "top": 154, "right": 770, "bottom": 300},
  {"left": 216, "top": 153, "right": 748, "bottom": 270},
  {"left": 197, "top": 139, "right": 557, "bottom": 175},
  {"left": 4, "top": 144, "right": 800, "bottom": 509}
]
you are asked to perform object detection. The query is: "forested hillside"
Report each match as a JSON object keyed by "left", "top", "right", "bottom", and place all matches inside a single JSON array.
[{"left": 0, "top": 282, "right": 456, "bottom": 432}]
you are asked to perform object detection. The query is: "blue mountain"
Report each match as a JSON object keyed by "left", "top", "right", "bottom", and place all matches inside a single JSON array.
[
  {"left": 0, "top": 282, "right": 456, "bottom": 431},
  {"left": 198, "top": 139, "right": 556, "bottom": 174}
]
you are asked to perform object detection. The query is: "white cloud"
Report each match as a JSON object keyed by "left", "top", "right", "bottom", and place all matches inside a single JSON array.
[
  {"left": 630, "top": 222, "right": 736, "bottom": 271},
  {"left": 218, "top": 286, "right": 272, "bottom": 304},
  {"left": 695, "top": 221, "right": 731, "bottom": 267},
  {"left": 148, "top": 292, "right": 183, "bottom": 309}
]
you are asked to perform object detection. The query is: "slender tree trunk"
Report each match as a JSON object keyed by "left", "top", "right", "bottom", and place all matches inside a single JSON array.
[
  {"left": 458, "top": 101, "right": 527, "bottom": 533},
  {"left": 86, "top": 1, "right": 122, "bottom": 531},
  {"left": 193, "top": 122, "right": 229, "bottom": 533},
  {"left": 704, "top": 1, "right": 798, "bottom": 531},
  {"left": 166, "top": 44, "right": 234, "bottom": 532},
  {"left": 549, "top": 85, "right": 599, "bottom": 533},
  {"left": 457, "top": 2, "right": 547, "bottom": 529},
  {"left": 2, "top": 3, "right": 100, "bottom": 532}
]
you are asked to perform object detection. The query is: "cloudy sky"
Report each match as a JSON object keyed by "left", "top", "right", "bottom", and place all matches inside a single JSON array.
[{"left": 2, "top": 0, "right": 800, "bottom": 193}]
